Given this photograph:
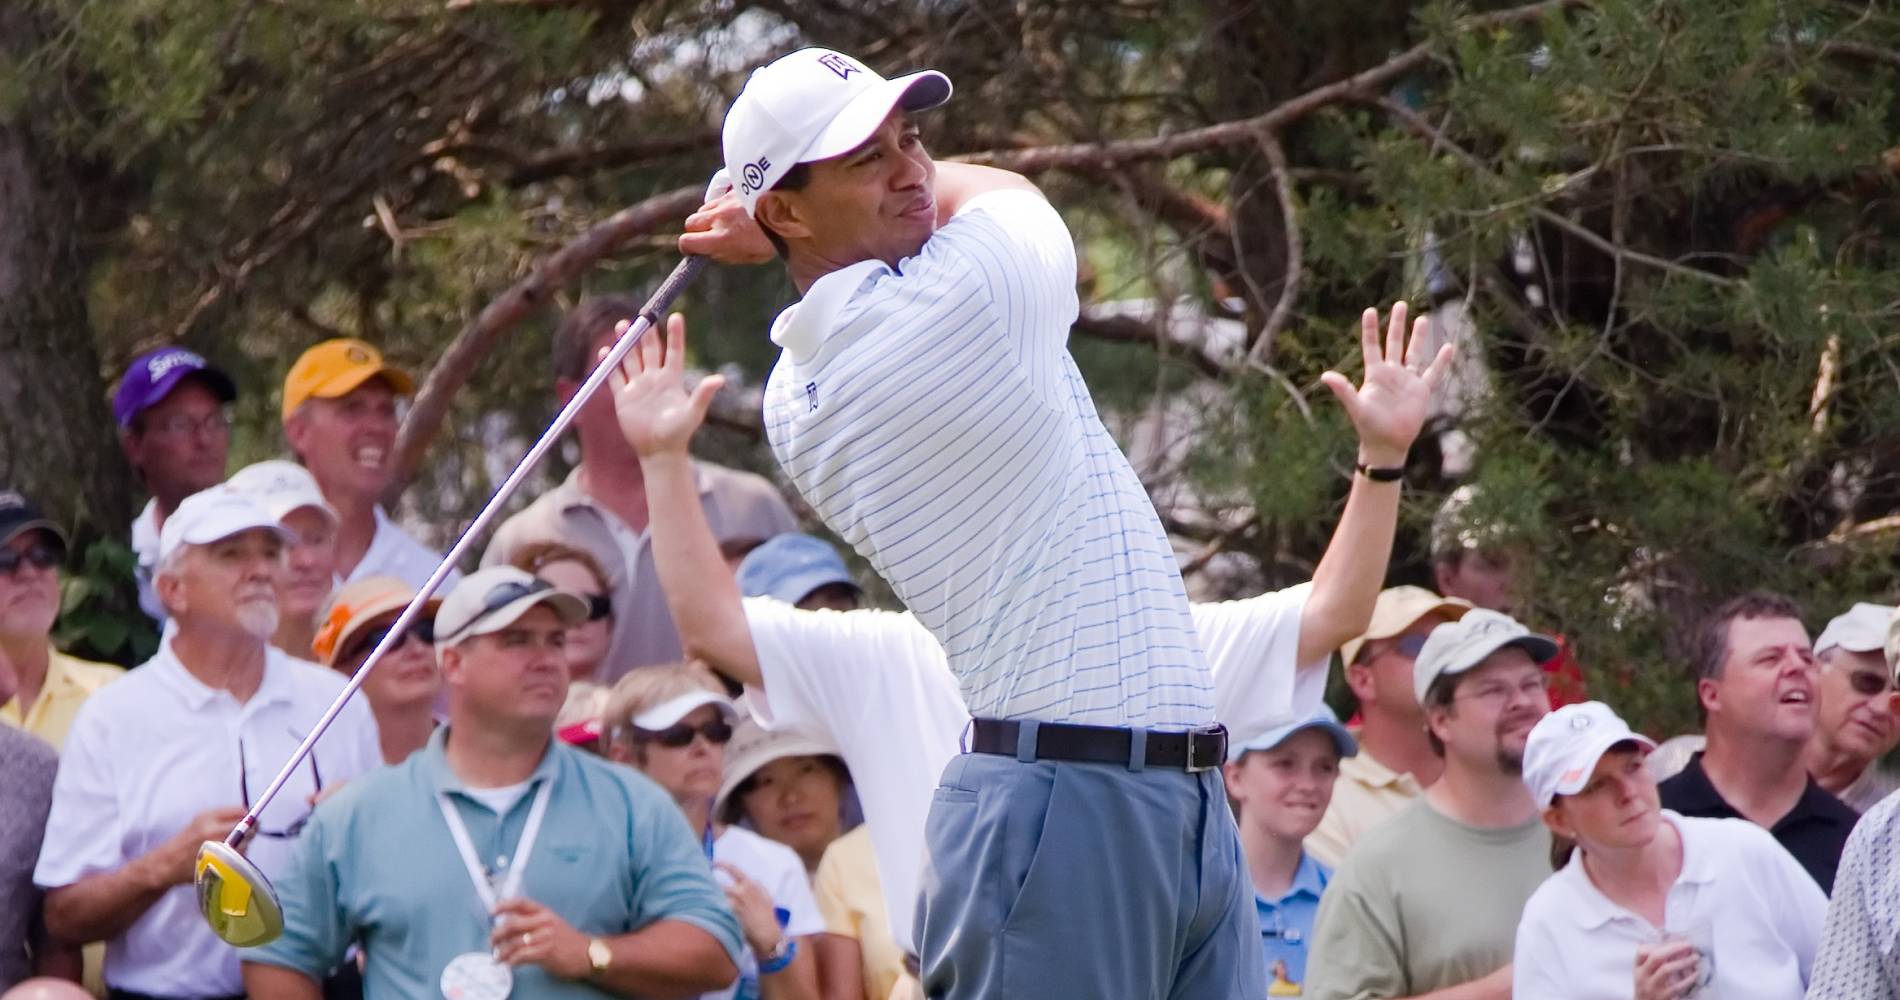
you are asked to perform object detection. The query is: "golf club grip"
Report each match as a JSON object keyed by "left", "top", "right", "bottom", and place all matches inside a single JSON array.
[{"left": 228, "top": 255, "right": 711, "bottom": 847}]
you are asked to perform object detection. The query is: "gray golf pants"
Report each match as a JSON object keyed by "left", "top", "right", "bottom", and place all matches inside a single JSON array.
[{"left": 914, "top": 734, "right": 1265, "bottom": 999}]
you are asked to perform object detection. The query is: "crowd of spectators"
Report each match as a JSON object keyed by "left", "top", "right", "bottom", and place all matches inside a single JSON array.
[{"left": 4, "top": 300, "right": 1900, "bottom": 1000}]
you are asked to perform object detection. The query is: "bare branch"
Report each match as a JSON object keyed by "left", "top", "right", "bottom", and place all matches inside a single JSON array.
[
  {"left": 383, "top": 184, "right": 703, "bottom": 503},
  {"left": 1244, "top": 131, "right": 1301, "bottom": 368}
]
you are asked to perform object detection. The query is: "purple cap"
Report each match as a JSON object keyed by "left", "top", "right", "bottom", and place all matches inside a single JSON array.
[{"left": 112, "top": 347, "right": 237, "bottom": 429}]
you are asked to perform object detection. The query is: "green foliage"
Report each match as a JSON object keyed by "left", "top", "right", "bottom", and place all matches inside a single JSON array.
[{"left": 53, "top": 538, "right": 158, "bottom": 667}]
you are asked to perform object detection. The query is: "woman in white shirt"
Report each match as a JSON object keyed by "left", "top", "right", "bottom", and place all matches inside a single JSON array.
[
  {"left": 1513, "top": 702, "right": 1826, "bottom": 1000},
  {"left": 603, "top": 662, "right": 824, "bottom": 1000}
]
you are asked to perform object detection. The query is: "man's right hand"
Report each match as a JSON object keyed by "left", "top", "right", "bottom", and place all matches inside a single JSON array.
[
  {"left": 152, "top": 806, "right": 249, "bottom": 887},
  {"left": 608, "top": 313, "right": 725, "bottom": 459}
]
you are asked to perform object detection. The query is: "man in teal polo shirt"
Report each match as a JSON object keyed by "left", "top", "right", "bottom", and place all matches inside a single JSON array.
[{"left": 243, "top": 566, "right": 742, "bottom": 998}]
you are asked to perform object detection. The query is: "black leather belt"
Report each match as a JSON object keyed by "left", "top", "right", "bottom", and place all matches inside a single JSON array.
[{"left": 969, "top": 718, "right": 1227, "bottom": 772}]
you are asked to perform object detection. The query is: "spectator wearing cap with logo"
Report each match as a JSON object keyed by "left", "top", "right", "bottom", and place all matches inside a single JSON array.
[
  {"left": 35, "top": 487, "right": 381, "bottom": 1000},
  {"left": 226, "top": 461, "right": 341, "bottom": 660},
  {"left": 114, "top": 347, "right": 239, "bottom": 624},
  {"left": 1513, "top": 702, "right": 1825, "bottom": 1000},
  {"left": 738, "top": 535, "right": 861, "bottom": 612},
  {"left": 602, "top": 662, "right": 824, "bottom": 1000},
  {"left": 1810, "top": 605, "right": 1900, "bottom": 998},
  {"left": 1224, "top": 706, "right": 1357, "bottom": 998},
  {"left": 1307, "top": 586, "right": 1469, "bottom": 867},
  {"left": 509, "top": 543, "right": 618, "bottom": 753},
  {"left": 0, "top": 492, "right": 120, "bottom": 749},
  {"left": 282, "top": 339, "right": 455, "bottom": 590},
  {"left": 1803, "top": 602, "right": 1900, "bottom": 812},
  {"left": 1657, "top": 592, "right": 1857, "bottom": 893},
  {"left": 244, "top": 566, "right": 742, "bottom": 1000},
  {"left": 481, "top": 294, "right": 796, "bottom": 684},
  {"left": 311, "top": 575, "right": 441, "bottom": 764},
  {"left": 1304, "top": 610, "right": 1556, "bottom": 1000}
]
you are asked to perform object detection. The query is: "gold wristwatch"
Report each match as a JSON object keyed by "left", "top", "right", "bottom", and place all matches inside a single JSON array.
[{"left": 587, "top": 937, "right": 613, "bottom": 975}]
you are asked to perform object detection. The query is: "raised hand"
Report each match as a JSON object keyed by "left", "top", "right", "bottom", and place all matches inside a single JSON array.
[
  {"left": 1317, "top": 301, "right": 1454, "bottom": 466},
  {"left": 607, "top": 313, "right": 725, "bottom": 459}
]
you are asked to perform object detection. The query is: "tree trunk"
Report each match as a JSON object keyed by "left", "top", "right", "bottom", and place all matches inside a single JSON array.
[{"left": 0, "top": 5, "right": 134, "bottom": 539}]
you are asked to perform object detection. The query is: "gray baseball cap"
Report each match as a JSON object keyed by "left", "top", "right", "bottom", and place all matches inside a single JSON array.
[{"left": 1413, "top": 608, "right": 1559, "bottom": 703}]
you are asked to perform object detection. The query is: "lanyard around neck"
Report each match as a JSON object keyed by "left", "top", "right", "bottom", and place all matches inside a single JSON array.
[{"left": 437, "top": 780, "right": 554, "bottom": 913}]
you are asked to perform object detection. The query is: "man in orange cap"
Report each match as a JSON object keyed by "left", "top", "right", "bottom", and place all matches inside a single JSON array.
[{"left": 282, "top": 339, "right": 454, "bottom": 590}]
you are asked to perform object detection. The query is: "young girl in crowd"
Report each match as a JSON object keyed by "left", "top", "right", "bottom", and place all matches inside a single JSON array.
[
  {"left": 1222, "top": 705, "right": 1356, "bottom": 997},
  {"left": 1514, "top": 702, "right": 1827, "bottom": 999},
  {"left": 717, "top": 720, "right": 855, "bottom": 875},
  {"left": 604, "top": 663, "right": 823, "bottom": 1000},
  {"left": 311, "top": 575, "right": 439, "bottom": 764}
]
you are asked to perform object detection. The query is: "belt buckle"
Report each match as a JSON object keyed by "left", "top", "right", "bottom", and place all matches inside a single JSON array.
[{"left": 1184, "top": 726, "right": 1221, "bottom": 773}]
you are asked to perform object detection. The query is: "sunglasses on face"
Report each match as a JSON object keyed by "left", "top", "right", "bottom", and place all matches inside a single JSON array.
[
  {"left": 582, "top": 594, "right": 611, "bottom": 622},
  {"left": 1845, "top": 670, "right": 1893, "bottom": 698},
  {"left": 344, "top": 620, "right": 435, "bottom": 664},
  {"left": 0, "top": 543, "right": 60, "bottom": 577},
  {"left": 638, "top": 718, "right": 734, "bottom": 749}
]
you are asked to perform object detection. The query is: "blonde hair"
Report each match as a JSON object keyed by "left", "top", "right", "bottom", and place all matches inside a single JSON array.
[
  {"left": 509, "top": 541, "right": 610, "bottom": 593},
  {"left": 600, "top": 660, "right": 726, "bottom": 749}
]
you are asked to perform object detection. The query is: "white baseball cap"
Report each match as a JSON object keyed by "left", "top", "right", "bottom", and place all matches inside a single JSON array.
[
  {"left": 633, "top": 689, "right": 737, "bottom": 731},
  {"left": 1413, "top": 608, "right": 1559, "bottom": 704},
  {"left": 1521, "top": 701, "right": 1657, "bottom": 807},
  {"left": 722, "top": 47, "right": 952, "bottom": 215},
  {"left": 1814, "top": 602, "right": 1894, "bottom": 659},
  {"left": 157, "top": 486, "right": 295, "bottom": 564},
  {"left": 225, "top": 460, "right": 338, "bottom": 526},
  {"left": 434, "top": 566, "right": 588, "bottom": 646}
]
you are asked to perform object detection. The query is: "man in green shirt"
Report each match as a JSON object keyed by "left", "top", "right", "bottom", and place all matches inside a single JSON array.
[
  {"left": 243, "top": 566, "right": 743, "bottom": 998},
  {"left": 1305, "top": 610, "right": 1556, "bottom": 1000}
]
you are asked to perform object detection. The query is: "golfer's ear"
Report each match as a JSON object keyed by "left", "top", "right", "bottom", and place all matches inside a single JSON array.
[{"left": 755, "top": 191, "right": 810, "bottom": 242}]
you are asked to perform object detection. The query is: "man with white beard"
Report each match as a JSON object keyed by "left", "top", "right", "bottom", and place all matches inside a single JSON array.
[{"left": 35, "top": 487, "right": 381, "bottom": 1000}]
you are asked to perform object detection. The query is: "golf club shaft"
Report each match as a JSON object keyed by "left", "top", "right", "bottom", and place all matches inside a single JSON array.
[{"left": 228, "top": 255, "right": 709, "bottom": 846}]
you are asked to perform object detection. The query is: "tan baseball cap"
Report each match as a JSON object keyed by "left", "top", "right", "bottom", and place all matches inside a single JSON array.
[
  {"left": 1340, "top": 586, "right": 1474, "bottom": 667},
  {"left": 312, "top": 575, "right": 439, "bottom": 666},
  {"left": 434, "top": 566, "right": 587, "bottom": 646},
  {"left": 714, "top": 718, "right": 841, "bottom": 821}
]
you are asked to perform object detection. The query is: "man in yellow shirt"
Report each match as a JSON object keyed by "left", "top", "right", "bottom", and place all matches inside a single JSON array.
[
  {"left": 1306, "top": 587, "right": 1467, "bottom": 867},
  {"left": 0, "top": 492, "right": 121, "bottom": 749}
]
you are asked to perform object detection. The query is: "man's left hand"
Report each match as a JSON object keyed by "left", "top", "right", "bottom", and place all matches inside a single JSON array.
[
  {"left": 491, "top": 897, "right": 592, "bottom": 980},
  {"left": 1318, "top": 301, "right": 1454, "bottom": 466}
]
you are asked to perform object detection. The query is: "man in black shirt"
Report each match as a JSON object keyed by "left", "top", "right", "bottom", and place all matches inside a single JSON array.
[{"left": 1660, "top": 591, "right": 1858, "bottom": 891}]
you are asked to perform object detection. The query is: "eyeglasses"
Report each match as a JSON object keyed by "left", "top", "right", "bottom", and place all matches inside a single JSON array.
[
  {"left": 582, "top": 594, "right": 611, "bottom": 622},
  {"left": 144, "top": 410, "right": 232, "bottom": 439},
  {"left": 1843, "top": 669, "right": 1892, "bottom": 698},
  {"left": 441, "top": 579, "right": 551, "bottom": 641},
  {"left": 0, "top": 543, "right": 60, "bottom": 577},
  {"left": 343, "top": 619, "right": 435, "bottom": 664},
  {"left": 1457, "top": 675, "right": 1550, "bottom": 706},
  {"left": 637, "top": 718, "right": 734, "bottom": 749},
  {"left": 239, "top": 734, "right": 322, "bottom": 840}
]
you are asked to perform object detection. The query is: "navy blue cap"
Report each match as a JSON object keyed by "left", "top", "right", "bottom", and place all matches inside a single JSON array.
[
  {"left": 737, "top": 533, "right": 858, "bottom": 605},
  {"left": 113, "top": 347, "right": 237, "bottom": 429}
]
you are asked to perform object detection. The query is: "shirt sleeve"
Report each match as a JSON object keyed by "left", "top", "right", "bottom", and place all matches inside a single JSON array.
[
  {"left": 741, "top": 598, "right": 947, "bottom": 740},
  {"left": 1803, "top": 805, "right": 1893, "bottom": 998},
  {"left": 33, "top": 701, "right": 125, "bottom": 889},
  {"left": 625, "top": 782, "right": 745, "bottom": 962},
  {"left": 246, "top": 811, "right": 351, "bottom": 978},
  {"left": 811, "top": 844, "right": 860, "bottom": 940},
  {"left": 1192, "top": 583, "right": 1328, "bottom": 745},
  {"left": 911, "top": 189, "right": 1078, "bottom": 360},
  {"left": 1302, "top": 864, "right": 1412, "bottom": 1000}
]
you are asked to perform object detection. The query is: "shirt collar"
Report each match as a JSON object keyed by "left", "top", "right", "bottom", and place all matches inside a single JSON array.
[
  {"left": 769, "top": 259, "right": 891, "bottom": 365},
  {"left": 1666, "top": 753, "right": 1729, "bottom": 813},
  {"left": 1255, "top": 853, "right": 1330, "bottom": 909},
  {"left": 1340, "top": 749, "right": 1419, "bottom": 791},
  {"left": 421, "top": 725, "right": 564, "bottom": 798},
  {"left": 149, "top": 637, "right": 295, "bottom": 712},
  {"left": 1559, "top": 811, "right": 1711, "bottom": 931}
]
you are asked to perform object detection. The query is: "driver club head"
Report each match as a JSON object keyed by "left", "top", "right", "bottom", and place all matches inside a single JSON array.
[{"left": 195, "top": 840, "right": 284, "bottom": 947}]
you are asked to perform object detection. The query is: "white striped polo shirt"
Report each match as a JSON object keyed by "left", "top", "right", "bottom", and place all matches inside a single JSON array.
[{"left": 761, "top": 189, "right": 1214, "bottom": 730}]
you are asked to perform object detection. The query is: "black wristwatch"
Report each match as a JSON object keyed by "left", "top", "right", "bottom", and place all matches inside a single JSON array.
[{"left": 1354, "top": 462, "right": 1404, "bottom": 482}]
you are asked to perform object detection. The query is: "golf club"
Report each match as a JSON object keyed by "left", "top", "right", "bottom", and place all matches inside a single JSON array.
[{"left": 196, "top": 204, "right": 723, "bottom": 947}]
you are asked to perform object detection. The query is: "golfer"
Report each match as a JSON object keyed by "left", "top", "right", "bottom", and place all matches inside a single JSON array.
[{"left": 678, "top": 45, "right": 1446, "bottom": 999}]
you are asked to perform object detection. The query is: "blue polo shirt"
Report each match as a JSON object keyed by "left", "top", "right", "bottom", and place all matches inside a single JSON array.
[
  {"left": 249, "top": 728, "right": 743, "bottom": 998},
  {"left": 1258, "top": 853, "right": 1331, "bottom": 993}
]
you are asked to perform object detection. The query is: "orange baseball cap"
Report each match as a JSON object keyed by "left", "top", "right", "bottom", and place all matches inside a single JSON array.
[
  {"left": 312, "top": 574, "right": 440, "bottom": 667},
  {"left": 281, "top": 339, "right": 415, "bottom": 422}
]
